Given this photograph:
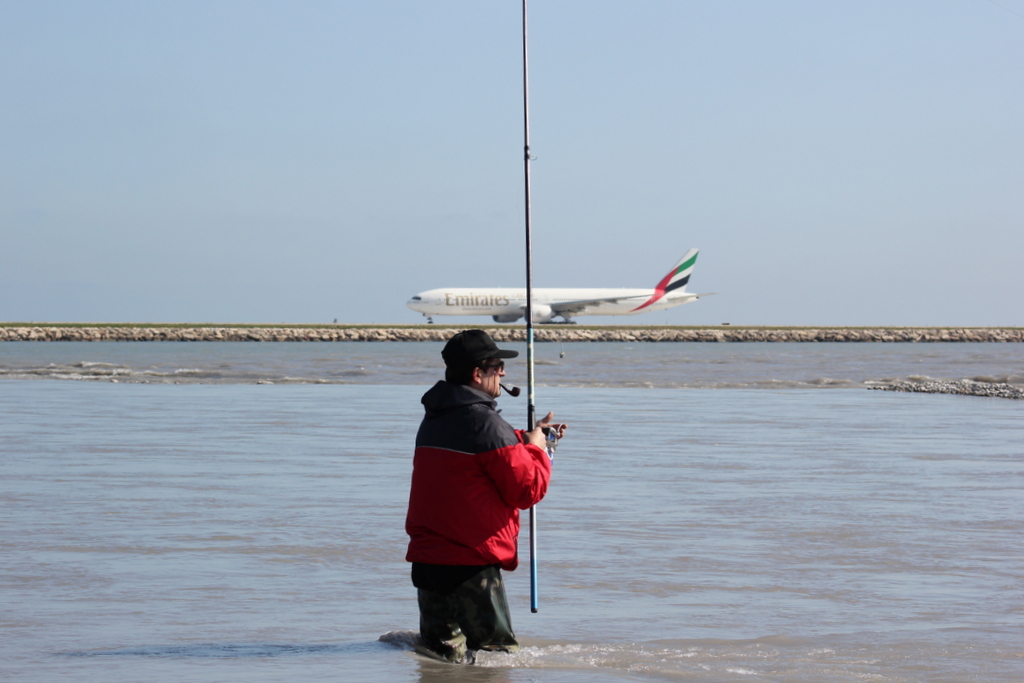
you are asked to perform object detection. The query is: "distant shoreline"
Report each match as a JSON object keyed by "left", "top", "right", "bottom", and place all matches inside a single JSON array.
[{"left": 2, "top": 324, "right": 1022, "bottom": 342}]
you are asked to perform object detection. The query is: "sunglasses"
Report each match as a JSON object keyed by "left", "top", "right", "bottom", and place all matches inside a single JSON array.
[{"left": 479, "top": 360, "right": 505, "bottom": 373}]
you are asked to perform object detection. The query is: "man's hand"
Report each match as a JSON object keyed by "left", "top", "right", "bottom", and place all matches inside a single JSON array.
[{"left": 525, "top": 411, "right": 567, "bottom": 447}]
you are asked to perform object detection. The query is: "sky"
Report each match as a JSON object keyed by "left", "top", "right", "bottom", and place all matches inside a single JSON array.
[{"left": 2, "top": 0, "right": 1022, "bottom": 326}]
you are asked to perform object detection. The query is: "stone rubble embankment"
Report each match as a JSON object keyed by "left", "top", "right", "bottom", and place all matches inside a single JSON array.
[
  {"left": 872, "top": 379, "right": 1024, "bottom": 400},
  {"left": 1, "top": 326, "right": 1022, "bottom": 343}
]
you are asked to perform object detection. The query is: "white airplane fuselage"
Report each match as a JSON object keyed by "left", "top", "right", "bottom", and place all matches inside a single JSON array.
[
  {"left": 408, "top": 288, "right": 693, "bottom": 322},
  {"left": 407, "top": 249, "right": 705, "bottom": 323}
]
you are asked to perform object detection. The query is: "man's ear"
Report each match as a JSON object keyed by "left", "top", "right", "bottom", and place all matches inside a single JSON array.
[{"left": 468, "top": 365, "right": 483, "bottom": 387}]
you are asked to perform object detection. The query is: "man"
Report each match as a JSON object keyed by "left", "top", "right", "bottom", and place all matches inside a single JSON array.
[{"left": 405, "top": 329, "right": 565, "bottom": 663}]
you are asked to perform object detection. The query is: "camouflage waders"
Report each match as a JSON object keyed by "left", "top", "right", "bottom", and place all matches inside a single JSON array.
[{"left": 417, "top": 566, "right": 520, "bottom": 663}]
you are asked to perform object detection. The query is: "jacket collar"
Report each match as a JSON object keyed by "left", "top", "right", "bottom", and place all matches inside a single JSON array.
[{"left": 421, "top": 381, "right": 496, "bottom": 417}]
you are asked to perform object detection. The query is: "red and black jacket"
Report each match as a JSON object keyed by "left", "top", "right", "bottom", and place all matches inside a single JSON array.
[{"left": 405, "top": 381, "right": 551, "bottom": 571}]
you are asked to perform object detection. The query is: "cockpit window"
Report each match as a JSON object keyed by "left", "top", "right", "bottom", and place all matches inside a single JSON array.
[{"left": 411, "top": 296, "right": 422, "bottom": 301}]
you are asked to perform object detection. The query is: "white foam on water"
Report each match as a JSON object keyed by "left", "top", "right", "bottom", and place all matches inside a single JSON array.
[{"left": 3, "top": 340, "right": 1024, "bottom": 387}]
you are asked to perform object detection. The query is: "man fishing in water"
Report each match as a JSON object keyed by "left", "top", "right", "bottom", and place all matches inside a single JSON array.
[{"left": 405, "top": 329, "right": 566, "bottom": 663}]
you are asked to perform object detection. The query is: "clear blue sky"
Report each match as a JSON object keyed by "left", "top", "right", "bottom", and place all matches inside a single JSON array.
[{"left": 2, "top": 1, "right": 1022, "bottom": 326}]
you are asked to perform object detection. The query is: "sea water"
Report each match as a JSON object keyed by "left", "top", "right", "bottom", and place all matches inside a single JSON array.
[{"left": 1, "top": 342, "right": 1022, "bottom": 682}]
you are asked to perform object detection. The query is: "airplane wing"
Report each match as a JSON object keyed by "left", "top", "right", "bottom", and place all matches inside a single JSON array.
[
  {"left": 549, "top": 298, "right": 628, "bottom": 316},
  {"left": 550, "top": 293, "right": 702, "bottom": 317}
]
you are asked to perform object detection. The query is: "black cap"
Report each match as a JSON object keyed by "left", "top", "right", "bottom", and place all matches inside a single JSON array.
[{"left": 442, "top": 329, "right": 519, "bottom": 369}]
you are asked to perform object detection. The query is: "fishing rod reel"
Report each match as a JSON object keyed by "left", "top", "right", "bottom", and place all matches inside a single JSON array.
[{"left": 541, "top": 425, "right": 561, "bottom": 458}]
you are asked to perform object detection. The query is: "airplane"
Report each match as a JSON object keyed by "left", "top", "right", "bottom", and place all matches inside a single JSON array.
[{"left": 407, "top": 249, "right": 709, "bottom": 324}]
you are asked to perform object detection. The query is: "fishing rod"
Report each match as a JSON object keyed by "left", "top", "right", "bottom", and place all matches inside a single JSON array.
[{"left": 521, "top": 0, "right": 539, "bottom": 614}]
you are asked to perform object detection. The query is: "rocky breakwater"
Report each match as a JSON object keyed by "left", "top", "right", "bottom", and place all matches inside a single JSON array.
[
  {"left": 524, "top": 327, "right": 1024, "bottom": 343},
  {"left": 0, "top": 326, "right": 450, "bottom": 342},
  {"left": 1, "top": 326, "right": 1023, "bottom": 343},
  {"left": 872, "top": 379, "right": 1024, "bottom": 400}
]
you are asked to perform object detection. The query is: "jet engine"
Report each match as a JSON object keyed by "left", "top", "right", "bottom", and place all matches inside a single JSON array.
[
  {"left": 530, "top": 304, "right": 555, "bottom": 323},
  {"left": 492, "top": 304, "right": 556, "bottom": 323}
]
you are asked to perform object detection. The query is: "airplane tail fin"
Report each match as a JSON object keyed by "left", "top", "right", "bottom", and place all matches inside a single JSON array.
[
  {"left": 659, "top": 248, "right": 699, "bottom": 295},
  {"left": 630, "top": 249, "right": 700, "bottom": 312}
]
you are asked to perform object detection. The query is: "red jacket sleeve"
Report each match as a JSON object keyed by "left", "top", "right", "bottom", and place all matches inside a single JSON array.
[{"left": 478, "top": 432, "right": 551, "bottom": 510}]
